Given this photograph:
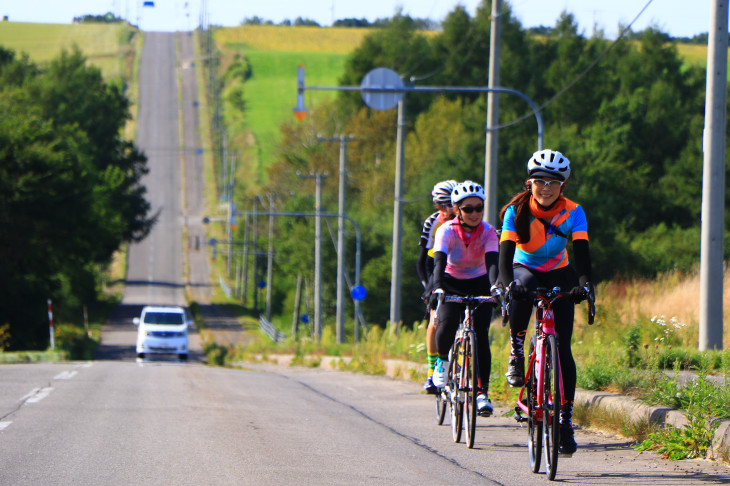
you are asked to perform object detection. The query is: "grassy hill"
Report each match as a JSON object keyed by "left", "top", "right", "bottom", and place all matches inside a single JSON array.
[
  {"left": 0, "top": 21, "right": 138, "bottom": 80},
  {"left": 213, "top": 25, "right": 375, "bottom": 187}
]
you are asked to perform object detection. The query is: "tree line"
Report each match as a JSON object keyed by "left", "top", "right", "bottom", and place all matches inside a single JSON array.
[
  {"left": 219, "top": 0, "right": 730, "bottom": 332},
  {"left": 0, "top": 47, "right": 154, "bottom": 349}
]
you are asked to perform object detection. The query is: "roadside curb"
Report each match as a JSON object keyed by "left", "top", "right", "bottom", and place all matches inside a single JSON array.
[
  {"left": 574, "top": 388, "right": 730, "bottom": 460},
  {"left": 245, "top": 353, "right": 729, "bottom": 461}
]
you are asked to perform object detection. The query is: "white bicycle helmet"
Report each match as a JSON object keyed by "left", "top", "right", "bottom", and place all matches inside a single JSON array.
[
  {"left": 431, "top": 180, "right": 458, "bottom": 205},
  {"left": 527, "top": 149, "right": 571, "bottom": 181},
  {"left": 451, "top": 180, "right": 486, "bottom": 205}
]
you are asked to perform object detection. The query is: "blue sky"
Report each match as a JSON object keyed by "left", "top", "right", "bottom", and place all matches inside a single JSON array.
[{"left": 1, "top": 1, "right": 713, "bottom": 39}]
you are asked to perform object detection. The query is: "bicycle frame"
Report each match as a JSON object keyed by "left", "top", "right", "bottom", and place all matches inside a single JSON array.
[
  {"left": 436, "top": 292, "right": 503, "bottom": 447},
  {"left": 507, "top": 284, "right": 595, "bottom": 479},
  {"left": 442, "top": 295, "right": 498, "bottom": 390},
  {"left": 515, "top": 290, "right": 568, "bottom": 420}
]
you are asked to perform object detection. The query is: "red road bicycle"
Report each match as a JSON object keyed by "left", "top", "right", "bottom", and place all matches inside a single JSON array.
[
  {"left": 512, "top": 286, "right": 595, "bottom": 481},
  {"left": 434, "top": 292, "right": 506, "bottom": 449}
]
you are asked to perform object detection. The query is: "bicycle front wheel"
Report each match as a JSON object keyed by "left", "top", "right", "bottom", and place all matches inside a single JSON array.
[
  {"left": 543, "top": 334, "right": 561, "bottom": 480},
  {"left": 449, "top": 341, "right": 464, "bottom": 443},
  {"left": 527, "top": 337, "right": 542, "bottom": 473},
  {"left": 464, "top": 332, "right": 478, "bottom": 448}
]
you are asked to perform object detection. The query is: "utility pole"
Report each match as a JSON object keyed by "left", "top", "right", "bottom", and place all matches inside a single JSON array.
[
  {"left": 252, "top": 197, "right": 259, "bottom": 311},
  {"left": 317, "top": 134, "right": 355, "bottom": 343},
  {"left": 484, "top": 0, "right": 502, "bottom": 226},
  {"left": 299, "top": 172, "right": 328, "bottom": 340},
  {"left": 266, "top": 194, "right": 275, "bottom": 321},
  {"left": 699, "top": 0, "right": 727, "bottom": 350},
  {"left": 389, "top": 97, "right": 406, "bottom": 328},
  {"left": 241, "top": 212, "right": 249, "bottom": 303},
  {"left": 227, "top": 152, "right": 236, "bottom": 277}
]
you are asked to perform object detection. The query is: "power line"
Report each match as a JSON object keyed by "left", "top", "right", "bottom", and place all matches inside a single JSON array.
[{"left": 493, "top": 0, "right": 654, "bottom": 131}]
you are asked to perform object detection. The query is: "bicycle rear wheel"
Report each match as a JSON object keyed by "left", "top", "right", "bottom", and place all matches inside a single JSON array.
[
  {"left": 449, "top": 341, "right": 463, "bottom": 443},
  {"left": 543, "top": 334, "right": 561, "bottom": 480},
  {"left": 435, "top": 390, "right": 447, "bottom": 425},
  {"left": 464, "top": 332, "right": 478, "bottom": 448},
  {"left": 527, "top": 338, "right": 542, "bottom": 473}
]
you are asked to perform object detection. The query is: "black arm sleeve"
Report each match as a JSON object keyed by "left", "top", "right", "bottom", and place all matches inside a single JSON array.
[
  {"left": 416, "top": 246, "right": 429, "bottom": 288},
  {"left": 432, "top": 251, "right": 446, "bottom": 290},
  {"left": 485, "top": 251, "right": 499, "bottom": 286},
  {"left": 572, "top": 239, "right": 592, "bottom": 286},
  {"left": 498, "top": 240, "right": 516, "bottom": 286}
]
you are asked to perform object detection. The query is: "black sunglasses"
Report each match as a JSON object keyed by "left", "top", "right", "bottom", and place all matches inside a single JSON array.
[{"left": 459, "top": 204, "right": 484, "bottom": 214}]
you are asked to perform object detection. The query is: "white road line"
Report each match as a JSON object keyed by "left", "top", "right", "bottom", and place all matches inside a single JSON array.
[
  {"left": 0, "top": 421, "right": 11, "bottom": 431},
  {"left": 19, "top": 388, "right": 41, "bottom": 402},
  {"left": 54, "top": 370, "right": 78, "bottom": 380},
  {"left": 25, "top": 387, "right": 53, "bottom": 404}
]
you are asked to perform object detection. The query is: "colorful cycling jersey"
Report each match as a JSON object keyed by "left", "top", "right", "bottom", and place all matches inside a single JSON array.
[
  {"left": 433, "top": 219, "right": 499, "bottom": 279},
  {"left": 419, "top": 211, "right": 449, "bottom": 258},
  {"left": 500, "top": 195, "right": 588, "bottom": 272}
]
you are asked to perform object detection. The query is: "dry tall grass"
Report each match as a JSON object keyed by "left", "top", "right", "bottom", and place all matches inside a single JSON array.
[
  {"left": 214, "top": 25, "right": 375, "bottom": 54},
  {"left": 595, "top": 267, "right": 730, "bottom": 348}
]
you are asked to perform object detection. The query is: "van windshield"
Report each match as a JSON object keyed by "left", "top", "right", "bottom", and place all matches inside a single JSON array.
[{"left": 143, "top": 312, "right": 185, "bottom": 325}]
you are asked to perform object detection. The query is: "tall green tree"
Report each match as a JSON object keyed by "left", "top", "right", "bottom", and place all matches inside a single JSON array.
[{"left": 0, "top": 47, "right": 154, "bottom": 349}]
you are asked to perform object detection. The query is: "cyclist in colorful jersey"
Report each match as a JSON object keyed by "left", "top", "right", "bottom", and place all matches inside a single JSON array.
[
  {"left": 498, "top": 149, "right": 594, "bottom": 454},
  {"left": 430, "top": 180, "right": 500, "bottom": 417},
  {"left": 418, "top": 180, "right": 458, "bottom": 394}
]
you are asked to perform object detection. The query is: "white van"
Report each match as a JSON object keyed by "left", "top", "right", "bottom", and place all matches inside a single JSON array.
[{"left": 133, "top": 306, "right": 191, "bottom": 360}]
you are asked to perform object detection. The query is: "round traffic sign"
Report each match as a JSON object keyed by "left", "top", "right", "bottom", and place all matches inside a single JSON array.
[
  {"left": 351, "top": 285, "right": 367, "bottom": 301},
  {"left": 360, "top": 67, "right": 403, "bottom": 111}
]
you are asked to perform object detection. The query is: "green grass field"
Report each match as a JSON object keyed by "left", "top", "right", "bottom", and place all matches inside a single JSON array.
[
  {"left": 214, "top": 25, "right": 368, "bottom": 185},
  {"left": 0, "top": 21, "right": 137, "bottom": 79},
  {"left": 237, "top": 49, "right": 347, "bottom": 168}
]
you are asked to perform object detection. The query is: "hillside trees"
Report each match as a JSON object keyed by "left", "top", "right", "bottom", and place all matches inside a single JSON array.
[
  {"left": 0, "top": 47, "right": 154, "bottom": 349},
  {"left": 226, "top": 0, "right": 727, "bottom": 331}
]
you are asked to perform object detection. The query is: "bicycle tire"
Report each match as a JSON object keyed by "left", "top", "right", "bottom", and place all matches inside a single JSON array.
[
  {"left": 435, "top": 391, "right": 447, "bottom": 425},
  {"left": 464, "top": 332, "right": 478, "bottom": 448},
  {"left": 527, "top": 339, "right": 542, "bottom": 473},
  {"left": 543, "top": 334, "right": 561, "bottom": 480},
  {"left": 449, "top": 341, "right": 463, "bottom": 443}
]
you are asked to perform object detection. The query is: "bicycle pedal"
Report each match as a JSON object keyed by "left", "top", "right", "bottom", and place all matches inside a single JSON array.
[{"left": 513, "top": 411, "right": 528, "bottom": 423}]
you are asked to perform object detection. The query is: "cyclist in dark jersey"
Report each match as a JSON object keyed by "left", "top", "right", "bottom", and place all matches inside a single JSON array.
[
  {"left": 498, "top": 149, "right": 594, "bottom": 454},
  {"left": 418, "top": 180, "right": 457, "bottom": 394},
  {"left": 430, "top": 180, "right": 499, "bottom": 417}
]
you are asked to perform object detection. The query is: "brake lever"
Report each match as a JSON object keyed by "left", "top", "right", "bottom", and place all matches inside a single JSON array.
[{"left": 585, "top": 284, "right": 596, "bottom": 325}]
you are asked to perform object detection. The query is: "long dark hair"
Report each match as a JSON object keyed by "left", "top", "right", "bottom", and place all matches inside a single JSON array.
[{"left": 499, "top": 188, "right": 532, "bottom": 243}]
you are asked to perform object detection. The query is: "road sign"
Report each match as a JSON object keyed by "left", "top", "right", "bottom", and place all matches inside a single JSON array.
[
  {"left": 293, "top": 64, "right": 309, "bottom": 121},
  {"left": 351, "top": 285, "right": 367, "bottom": 301},
  {"left": 360, "top": 68, "right": 403, "bottom": 111}
]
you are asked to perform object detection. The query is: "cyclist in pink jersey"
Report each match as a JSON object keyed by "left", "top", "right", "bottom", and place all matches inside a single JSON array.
[
  {"left": 429, "top": 181, "right": 499, "bottom": 417},
  {"left": 418, "top": 180, "right": 458, "bottom": 394},
  {"left": 498, "top": 149, "right": 594, "bottom": 454}
]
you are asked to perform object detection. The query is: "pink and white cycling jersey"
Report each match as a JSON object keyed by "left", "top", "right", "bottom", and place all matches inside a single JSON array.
[{"left": 433, "top": 219, "right": 499, "bottom": 279}]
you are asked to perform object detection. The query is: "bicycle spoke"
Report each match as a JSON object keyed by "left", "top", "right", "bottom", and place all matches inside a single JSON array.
[
  {"left": 527, "top": 346, "right": 542, "bottom": 474},
  {"left": 543, "top": 334, "right": 561, "bottom": 480},
  {"left": 465, "top": 333, "right": 477, "bottom": 449},
  {"left": 449, "top": 342, "right": 463, "bottom": 443}
]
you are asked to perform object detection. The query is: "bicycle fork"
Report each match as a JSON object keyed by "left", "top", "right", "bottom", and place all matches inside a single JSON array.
[{"left": 513, "top": 338, "right": 543, "bottom": 423}]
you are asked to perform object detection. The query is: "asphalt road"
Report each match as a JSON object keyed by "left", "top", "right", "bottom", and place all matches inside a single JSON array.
[
  {"left": 1, "top": 359, "right": 728, "bottom": 485},
  {"left": 0, "top": 32, "right": 727, "bottom": 485}
]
